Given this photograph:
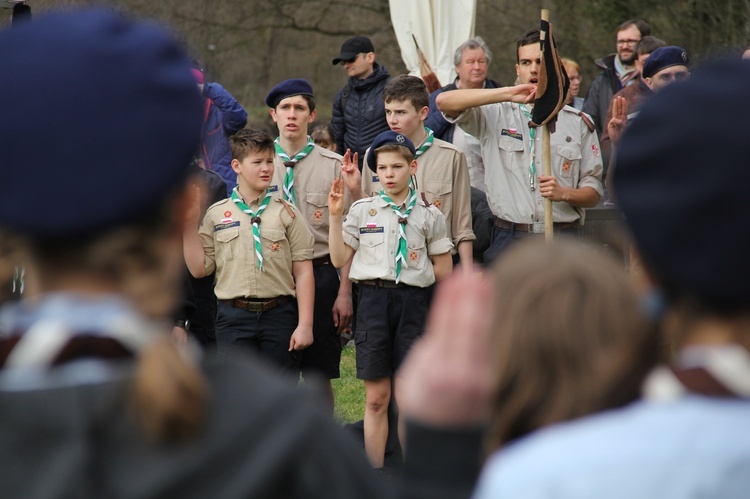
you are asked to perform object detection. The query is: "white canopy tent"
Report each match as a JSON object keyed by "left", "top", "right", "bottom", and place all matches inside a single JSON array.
[{"left": 389, "top": 0, "right": 477, "bottom": 88}]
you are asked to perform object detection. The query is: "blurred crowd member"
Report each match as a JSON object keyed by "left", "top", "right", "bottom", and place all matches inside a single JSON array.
[
  {"left": 482, "top": 239, "right": 658, "bottom": 453},
  {"left": 426, "top": 37, "right": 501, "bottom": 192},
  {"left": 600, "top": 36, "right": 666, "bottom": 169},
  {"left": 583, "top": 19, "right": 650, "bottom": 133},
  {"left": 311, "top": 123, "right": 338, "bottom": 152},
  {"left": 331, "top": 36, "right": 390, "bottom": 171},
  {"left": 475, "top": 57, "right": 750, "bottom": 498},
  {"left": 0, "top": 11, "right": 387, "bottom": 498},
  {"left": 561, "top": 58, "right": 584, "bottom": 110},
  {"left": 192, "top": 63, "right": 248, "bottom": 196}
]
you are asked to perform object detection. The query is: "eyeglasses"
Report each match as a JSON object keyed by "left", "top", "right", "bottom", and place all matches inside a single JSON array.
[{"left": 617, "top": 39, "right": 640, "bottom": 46}]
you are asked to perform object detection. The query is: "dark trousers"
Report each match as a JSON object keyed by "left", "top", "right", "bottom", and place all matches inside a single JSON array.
[
  {"left": 215, "top": 299, "right": 300, "bottom": 378},
  {"left": 301, "top": 264, "right": 343, "bottom": 379}
]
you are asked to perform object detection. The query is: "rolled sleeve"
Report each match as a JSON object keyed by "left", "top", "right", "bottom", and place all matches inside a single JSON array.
[
  {"left": 426, "top": 206, "right": 453, "bottom": 256},
  {"left": 577, "top": 127, "right": 605, "bottom": 197},
  {"left": 445, "top": 106, "right": 485, "bottom": 140},
  {"left": 342, "top": 213, "right": 361, "bottom": 251},
  {"left": 285, "top": 208, "right": 315, "bottom": 261},
  {"left": 199, "top": 214, "right": 217, "bottom": 275}
]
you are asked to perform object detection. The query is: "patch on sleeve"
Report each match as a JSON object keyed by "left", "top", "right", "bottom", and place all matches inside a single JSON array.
[{"left": 591, "top": 144, "right": 600, "bottom": 157}]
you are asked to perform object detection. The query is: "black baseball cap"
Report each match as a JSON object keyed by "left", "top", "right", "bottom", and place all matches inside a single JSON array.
[{"left": 332, "top": 36, "right": 374, "bottom": 65}]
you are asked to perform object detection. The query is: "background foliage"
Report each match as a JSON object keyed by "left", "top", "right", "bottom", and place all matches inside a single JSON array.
[{"left": 3, "top": 0, "right": 748, "bottom": 127}]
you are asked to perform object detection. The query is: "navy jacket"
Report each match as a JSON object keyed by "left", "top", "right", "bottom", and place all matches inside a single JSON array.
[{"left": 199, "top": 82, "right": 248, "bottom": 195}]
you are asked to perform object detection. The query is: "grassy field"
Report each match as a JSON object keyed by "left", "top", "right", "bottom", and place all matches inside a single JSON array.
[{"left": 332, "top": 345, "right": 365, "bottom": 425}]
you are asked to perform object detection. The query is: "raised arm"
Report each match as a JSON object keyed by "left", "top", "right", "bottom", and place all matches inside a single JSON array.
[
  {"left": 437, "top": 84, "right": 536, "bottom": 118},
  {"left": 328, "top": 178, "right": 355, "bottom": 268}
]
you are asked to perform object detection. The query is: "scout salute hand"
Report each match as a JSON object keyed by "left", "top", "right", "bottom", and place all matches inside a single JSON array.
[
  {"left": 340, "top": 149, "right": 366, "bottom": 201},
  {"left": 328, "top": 178, "right": 346, "bottom": 217}
]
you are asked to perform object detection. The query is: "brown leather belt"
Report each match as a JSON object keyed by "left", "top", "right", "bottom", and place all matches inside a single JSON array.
[
  {"left": 312, "top": 255, "right": 332, "bottom": 267},
  {"left": 358, "top": 279, "right": 406, "bottom": 289},
  {"left": 493, "top": 217, "right": 577, "bottom": 233},
  {"left": 223, "top": 296, "right": 291, "bottom": 313}
]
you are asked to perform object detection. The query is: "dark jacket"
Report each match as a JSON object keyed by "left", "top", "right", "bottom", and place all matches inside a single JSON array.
[
  {"left": 331, "top": 62, "right": 390, "bottom": 170},
  {"left": 199, "top": 82, "right": 248, "bottom": 195},
  {"left": 426, "top": 78, "right": 501, "bottom": 143},
  {"left": 582, "top": 54, "right": 621, "bottom": 136}
]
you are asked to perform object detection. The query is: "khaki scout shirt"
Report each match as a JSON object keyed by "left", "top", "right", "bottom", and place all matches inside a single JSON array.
[
  {"left": 448, "top": 104, "right": 603, "bottom": 224},
  {"left": 271, "top": 145, "right": 350, "bottom": 259},
  {"left": 362, "top": 137, "right": 475, "bottom": 250},
  {"left": 343, "top": 196, "right": 453, "bottom": 288},
  {"left": 200, "top": 194, "right": 314, "bottom": 300}
]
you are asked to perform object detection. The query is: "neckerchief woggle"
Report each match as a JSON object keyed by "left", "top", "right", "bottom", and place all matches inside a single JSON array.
[
  {"left": 274, "top": 136, "right": 314, "bottom": 205},
  {"left": 379, "top": 187, "right": 417, "bottom": 283}
]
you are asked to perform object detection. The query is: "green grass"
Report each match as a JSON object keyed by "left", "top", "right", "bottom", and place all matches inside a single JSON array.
[{"left": 332, "top": 345, "right": 365, "bottom": 424}]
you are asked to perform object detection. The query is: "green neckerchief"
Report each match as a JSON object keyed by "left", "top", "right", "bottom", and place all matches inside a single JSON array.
[
  {"left": 379, "top": 187, "right": 418, "bottom": 283},
  {"left": 415, "top": 127, "right": 434, "bottom": 159},
  {"left": 274, "top": 136, "right": 314, "bottom": 205},
  {"left": 231, "top": 187, "right": 271, "bottom": 270},
  {"left": 520, "top": 104, "right": 537, "bottom": 191}
]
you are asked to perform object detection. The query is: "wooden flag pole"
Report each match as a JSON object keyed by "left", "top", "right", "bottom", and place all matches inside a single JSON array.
[{"left": 540, "top": 9, "right": 554, "bottom": 241}]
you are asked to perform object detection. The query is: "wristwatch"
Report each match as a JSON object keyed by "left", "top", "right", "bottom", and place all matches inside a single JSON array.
[{"left": 174, "top": 319, "right": 190, "bottom": 330}]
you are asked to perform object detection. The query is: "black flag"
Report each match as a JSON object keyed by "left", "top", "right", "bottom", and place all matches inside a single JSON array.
[{"left": 530, "top": 19, "right": 569, "bottom": 128}]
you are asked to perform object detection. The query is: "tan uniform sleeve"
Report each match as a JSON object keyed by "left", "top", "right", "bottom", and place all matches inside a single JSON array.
[
  {"left": 577, "top": 121, "right": 605, "bottom": 197},
  {"left": 281, "top": 202, "right": 315, "bottom": 261},
  {"left": 199, "top": 209, "right": 217, "bottom": 275},
  {"left": 447, "top": 106, "right": 485, "bottom": 140},
  {"left": 425, "top": 205, "right": 454, "bottom": 256},
  {"left": 449, "top": 149, "right": 476, "bottom": 244},
  {"left": 342, "top": 203, "right": 362, "bottom": 251}
]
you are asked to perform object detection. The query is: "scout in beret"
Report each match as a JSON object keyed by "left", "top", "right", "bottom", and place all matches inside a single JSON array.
[
  {"left": 264, "top": 78, "right": 352, "bottom": 410},
  {"left": 328, "top": 130, "right": 453, "bottom": 469},
  {"left": 183, "top": 128, "right": 315, "bottom": 375},
  {"left": 345, "top": 74, "right": 476, "bottom": 268},
  {"left": 641, "top": 45, "right": 690, "bottom": 92}
]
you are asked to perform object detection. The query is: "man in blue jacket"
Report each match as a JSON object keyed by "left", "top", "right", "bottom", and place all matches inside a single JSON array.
[
  {"left": 192, "top": 65, "right": 248, "bottom": 195},
  {"left": 331, "top": 36, "right": 390, "bottom": 171}
]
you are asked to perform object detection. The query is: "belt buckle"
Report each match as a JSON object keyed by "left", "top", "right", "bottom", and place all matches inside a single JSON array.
[{"left": 532, "top": 222, "right": 545, "bottom": 234}]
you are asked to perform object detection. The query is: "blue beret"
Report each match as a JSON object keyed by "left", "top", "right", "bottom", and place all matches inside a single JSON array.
[
  {"left": 0, "top": 9, "right": 203, "bottom": 238},
  {"left": 265, "top": 78, "right": 314, "bottom": 108},
  {"left": 613, "top": 59, "right": 750, "bottom": 311},
  {"left": 366, "top": 131, "right": 416, "bottom": 173},
  {"left": 642, "top": 46, "right": 689, "bottom": 79}
]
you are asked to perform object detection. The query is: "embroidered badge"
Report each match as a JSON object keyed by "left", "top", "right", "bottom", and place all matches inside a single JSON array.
[
  {"left": 409, "top": 250, "right": 419, "bottom": 262},
  {"left": 313, "top": 209, "right": 323, "bottom": 221},
  {"left": 562, "top": 160, "right": 572, "bottom": 173},
  {"left": 501, "top": 128, "right": 523, "bottom": 141},
  {"left": 433, "top": 198, "right": 442, "bottom": 209},
  {"left": 221, "top": 218, "right": 233, "bottom": 224},
  {"left": 224, "top": 211, "right": 232, "bottom": 218},
  {"left": 372, "top": 175, "right": 379, "bottom": 183},
  {"left": 591, "top": 144, "right": 600, "bottom": 157},
  {"left": 369, "top": 208, "right": 378, "bottom": 216},
  {"left": 359, "top": 226, "right": 385, "bottom": 234},
  {"left": 268, "top": 185, "right": 279, "bottom": 193},
  {"left": 366, "top": 222, "right": 378, "bottom": 228},
  {"left": 270, "top": 242, "right": 281, "bottom": 252}
]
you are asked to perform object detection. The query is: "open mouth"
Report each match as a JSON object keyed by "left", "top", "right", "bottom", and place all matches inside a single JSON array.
[{"left": 529, "top": 77, "right": 539, "bottom": 84}]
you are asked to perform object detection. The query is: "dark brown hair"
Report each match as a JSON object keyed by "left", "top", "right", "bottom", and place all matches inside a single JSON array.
[
  {"left": 230, "top": 128, "right": 274, "bottom": 162},
  {"left": 383, "top": 74, "right": 429, "bottom": 111}
]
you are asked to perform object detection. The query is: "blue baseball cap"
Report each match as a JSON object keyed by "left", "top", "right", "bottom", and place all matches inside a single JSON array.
[
  {"left": 366, "top": 131, "right": 417, "bottom": 173},
  {"left": 0, "top": 8, "right": 203, "bottom": 237}
]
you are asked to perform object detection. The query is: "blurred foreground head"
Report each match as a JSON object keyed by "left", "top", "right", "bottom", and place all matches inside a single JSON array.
[
  {"left": 486, "top": 239, "right": 658, "bottom": 451},
  {"left": 0, "top": 9, "right": 202, "bottom": 317},
  {"left": 613, "top": 59, "right": 750, "bottom": 315},
  {"left": 0, "top": 8, "right": 202, "bottom": 238}
]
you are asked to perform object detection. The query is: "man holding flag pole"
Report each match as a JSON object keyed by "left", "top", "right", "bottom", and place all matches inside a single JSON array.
[{"left": 437, "top": 12, "right": 603, "bottom": 264}]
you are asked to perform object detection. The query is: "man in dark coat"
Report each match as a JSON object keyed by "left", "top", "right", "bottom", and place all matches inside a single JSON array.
[{"left": 331, "top": 36, "right": 390, "bottom": 171}]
